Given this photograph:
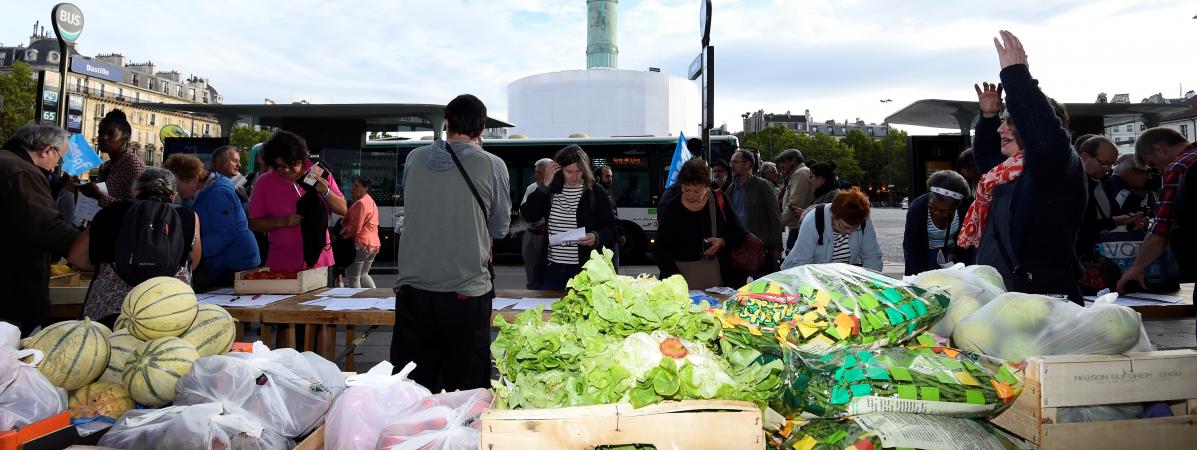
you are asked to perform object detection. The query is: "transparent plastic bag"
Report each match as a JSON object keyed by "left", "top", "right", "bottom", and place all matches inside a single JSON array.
[
  {"left": 176, "top": 342, "right": 347, "bottom": 438},
  {"left": 374, "top": 391, "right": 490, "bottom": 450},
  {"left": 906, "top": 264, "right": 1006, "bottom": 338},
  {"left": 952, "top": 293, "right": 1153, "bottom": 362},
  {"left": 725, "top": 263, "right": 948, "bottom": 356},
  {"left": 97, "top": 402, "right": 292, "bottom": 450},
  {"left": 326, "top": 361, "right": 432, "bottom": 450},
  {"left": 797, "top": 347, "right": 1023, "bottom": 419},
  {"left": 0, "top": 347, "right": 66, "bottom": 431}
]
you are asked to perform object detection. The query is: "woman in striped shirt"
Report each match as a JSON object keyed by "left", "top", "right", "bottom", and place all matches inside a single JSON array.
[
  {"left": 781, "top": 187, "right": 883, "bottom": 271},
  {"left": 520, "top": 145, "right": 617, "bottom": 290},
  {"left": 902, "top": 170, "right": 974, "bottom": 275}
]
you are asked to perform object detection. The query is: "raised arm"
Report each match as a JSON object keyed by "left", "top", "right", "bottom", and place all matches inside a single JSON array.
[
  {"left": 994, "top": 31, "right": 1074, "bottom": 183},
  {"left": 972, "top": 83, "right": 1005, "bottom": 173}
]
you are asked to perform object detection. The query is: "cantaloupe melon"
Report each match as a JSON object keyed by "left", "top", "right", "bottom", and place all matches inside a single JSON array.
[
  {"left": 113, "top": 314, "right": 130, "bottom": 331},
  {"left": 123, "top": 337, "right": 199, "bottom": 407},
  {"left": 122, "top": 277, "right": 198, "bottom": 340},
  {"left": 23, "top": 318, "right": 111, "bottom": 390},
  {"left": 98, "top": 329, "right": 144, "bottom": 385},
  {"left": 69, "top": 381, "right": 134, "bottom": 419},
  {"left": 178, "top": 304, "right": 236, "bottom": 357}
]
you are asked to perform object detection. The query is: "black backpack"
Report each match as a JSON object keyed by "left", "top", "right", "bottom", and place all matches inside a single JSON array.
[
  {"left": 1172, "top": 164, "right": 1196, "bottom": 277},
  {"left": 114, "top": 201, "right": 187, "bottom": 285},
  {"left": 297, "top": 174, "right": 331, "bottom": 269}
]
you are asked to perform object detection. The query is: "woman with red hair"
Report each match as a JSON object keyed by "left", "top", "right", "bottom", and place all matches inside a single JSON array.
[{"left": 781, "top": 187, "right": 883, "bottom": 271}]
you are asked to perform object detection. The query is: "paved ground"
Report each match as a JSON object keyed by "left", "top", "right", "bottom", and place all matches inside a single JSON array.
[{"left": 275, "top": 207, "right": 1194, "bottom": 371}]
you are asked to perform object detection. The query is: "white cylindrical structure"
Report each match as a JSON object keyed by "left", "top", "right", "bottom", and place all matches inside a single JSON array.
[{"left": 507, "top": 69, "right": 700, "bottom": 138}]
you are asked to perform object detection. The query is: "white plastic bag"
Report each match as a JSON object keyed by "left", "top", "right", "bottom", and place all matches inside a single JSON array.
[
  {"left": 1058, "top": 403, "right": 1144, "bottom": 423},
  {"left": 907, "top": 264, "right": 1006, "bottom": 338},
  {"left": 0, "top": 347, "right": 66, "bottom": 431},
  {"left": 952, "top": 292, "right": 1153, "bottom": 362},
  {"left": 97, "top": 402, "right": 292, "bottom": 450},
  {"left": 326, "top": 361, "right": 432, "bottom": 450},
  {"left": 175, "top": 342, "right": 347, "bottom": 438},
  {"left": 376, "top": 389, "right": 493, "bottom": 450}
]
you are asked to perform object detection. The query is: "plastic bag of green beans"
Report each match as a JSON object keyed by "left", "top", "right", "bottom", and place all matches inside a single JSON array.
[
  {"left": 771, "top": 413, "right": 1019, "bottom": 450},
  {"left": 725, "top": 264, "right": 948, "bottom": 356},
  {"left": 798, "top": 346, "right": 1023, "bottom": 419}
]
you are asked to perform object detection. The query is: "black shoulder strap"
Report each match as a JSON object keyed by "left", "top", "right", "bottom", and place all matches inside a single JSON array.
[
  {"left": 442, "top": 140, "right": 488, "bottom": 223},
  {"left": 816, "top": 204, "right": 826, "bottom": 245}
]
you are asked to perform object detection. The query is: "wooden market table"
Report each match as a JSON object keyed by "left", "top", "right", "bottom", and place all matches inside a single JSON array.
[
  {"left": 1115, "top": 283, "right": 1195, "bottom": 321},
  {"left": 255, "top": 288, "right": 564, "bottom": 368}
]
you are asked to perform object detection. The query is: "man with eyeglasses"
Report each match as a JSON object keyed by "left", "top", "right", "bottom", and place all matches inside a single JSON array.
[
  {"left": 727, "top": 149, "right": 783, "bottom": 275},
  {"left": 0, "top": 124, "right": 83, "bottom": 336}
]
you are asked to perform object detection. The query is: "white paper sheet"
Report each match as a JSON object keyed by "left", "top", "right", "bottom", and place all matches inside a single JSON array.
[
  {"left": 513, "top": 298, "right": 556, "bottom": 311},
  {"left": 300, "top": 297, "right": 336, "bottom": 307},
  {"left": 492, "top": 297, "right": 520, "bottom": 309},
  {"left": 548, "top": 227, "right": 586, "bottom": 246},
  {"left": 321, "top": 287, "right": 370, "bottom": 297},
  {"left": 706, "top": 287, "right": 738, "bottom": 297},
  {"left": 322, "top": 298, "right": 395, "bottom": 311},
  {"left": 371, "top": 298, "right": 396, "bottom": 310},
  {"left": 1084, "top": 293, "right": 1185, "bottom": 305},
  {"left": 74, "top": 195, "right": 101, "bottom": 222},
  {"left": 198, "top": 294, "right": 290, "bottom": 308}
]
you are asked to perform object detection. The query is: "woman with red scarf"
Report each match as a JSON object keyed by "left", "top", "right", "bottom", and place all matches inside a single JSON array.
[{"left": 957, "top": 31, "right": 1087, "bottom": 302}]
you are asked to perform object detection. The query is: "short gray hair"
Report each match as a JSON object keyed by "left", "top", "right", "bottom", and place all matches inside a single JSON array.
[
  {"left": 761, "top": 161, "right": 778, "bottom": 173},
  {"left": 534, "top": 158, "right": 553, "bottom": 169},
  {"left": 1113, "top": 153, "right": 1147, "bottom": 175},
  {"left": 3, "top": 124, "right": 70, "bottom": 154},
  {"left": 134, "top": 167, "right": 178, "bottom": 203},
  {"left": 212, "top": 145, "right": 238, "bottom": 164}
]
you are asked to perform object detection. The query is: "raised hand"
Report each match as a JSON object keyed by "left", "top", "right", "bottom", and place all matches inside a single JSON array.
[
  {"left": 993, "top": 30, "right": 1028, "bottom": 69},
  {"left": 974, "top": 82, "right": 1004, "bottom": 118}
]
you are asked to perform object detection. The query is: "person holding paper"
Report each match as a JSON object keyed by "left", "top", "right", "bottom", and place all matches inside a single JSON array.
[
  {"left": 521, "top": 144, "right": 616, "bottom": 290},
  {"left": 79, "top": 110, "right": 145, "bottom": 207},
  {"left": 0, "top": 124, "right": 81, "bottom": 336}
]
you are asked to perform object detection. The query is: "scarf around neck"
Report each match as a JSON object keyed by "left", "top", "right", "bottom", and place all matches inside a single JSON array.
[{"left": 957, "top": 152, "right": 1024, "bottom": 248}]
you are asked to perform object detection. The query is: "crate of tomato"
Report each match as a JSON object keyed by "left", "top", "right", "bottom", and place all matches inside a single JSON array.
[{"left": 234, "top": 267, "right": 328, "bottom": 295}]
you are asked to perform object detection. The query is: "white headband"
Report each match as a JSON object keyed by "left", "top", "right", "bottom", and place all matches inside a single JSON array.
[{"left": 930, "top": 186, "right": 964, "bottom": 200}]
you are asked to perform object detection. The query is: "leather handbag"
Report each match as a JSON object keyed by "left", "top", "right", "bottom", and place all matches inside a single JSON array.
[
  {"left": 675, "top": 194, "right": 723, "bottom": 290},
  {"left": 713, "top": 190, "right": 765, "bottom": 273}
]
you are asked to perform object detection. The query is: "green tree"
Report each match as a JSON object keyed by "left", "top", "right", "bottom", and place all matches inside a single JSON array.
[
  {"left": 742, "top": 125, "right": 801, "bottom": 162},
  {"left": 842, "top": 129, "right": 885, "bottom": 188},
  {"left": 878, "top": 129, "right": 910, "bottom": 195},
  {"left": 0, "top": 62, "right": 36, "bottom": 139},
  {"left": 229, "top": 124, "right": 272, "bottom": 152},
  {"left": 795, "top": 132, "right": 864, "bottom": 183}
]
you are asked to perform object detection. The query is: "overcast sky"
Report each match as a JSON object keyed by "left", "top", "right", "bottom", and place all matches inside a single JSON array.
[{"left": 4, "top": 0, "right": 1194, "bottom": 134}]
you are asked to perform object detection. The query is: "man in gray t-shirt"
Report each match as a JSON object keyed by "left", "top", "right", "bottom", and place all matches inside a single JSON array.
[{"left": 391, "top": 94, "right": 511, "bottom": 393}]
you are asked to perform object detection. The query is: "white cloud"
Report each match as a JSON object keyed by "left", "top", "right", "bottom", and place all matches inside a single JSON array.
[{"left": 4, "top": 0, "right": 1194, "bottom": 134}]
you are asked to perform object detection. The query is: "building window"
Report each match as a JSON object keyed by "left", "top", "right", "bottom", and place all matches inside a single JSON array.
[
  {"left": 1125, "top": 124, "right": 1133, "bottom": 132},
  {"left": 47, "top": 51, "right": 59, "bottom": 63},
  {"left": 118, "top": 87, "right": 124, "bottom": 99},
  {"left": 190, "top": 88, "right": 196, "bottom": 101},
  {"left": 95, "top": 103, "right": 105, "bottom": 117},
  {"left": 149, "top": 79, "right": 155, "bottom": 90},
  {"left": 203, "top": 123, "right": 210, "bottom": 135},
  {"left": 74, "top": 77, "right": 82, "bottom": 91},
  {"left": 149, "top": 113, "right": 156, "bottom": 126},
  {"left": 1183, "top": 125, "right": 1190, "bottom": 139},
  {"left": 163, "top": 82, "right": 169, "bottom": 94},
  {"left": 1140, "top": 124, "right": 1146, "bottom": 132},
  {"left": 98, "top": 84, "right": 105, "bottom": 96},
  {"left": 24, "top": 49, "right": 37, "bottom": 61},
  {"left": 134, "top": 92, "right": 140, "bottom": 102}
]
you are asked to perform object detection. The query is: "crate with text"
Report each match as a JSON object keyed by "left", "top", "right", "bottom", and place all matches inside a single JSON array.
[{"left": 990, "top": 350, "right": 1197, "bottom": 449}]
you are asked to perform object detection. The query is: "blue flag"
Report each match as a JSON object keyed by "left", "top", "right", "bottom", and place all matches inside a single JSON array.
[
  {"left": 63, "top": 133, "right": 102, "bottom": 176},
  {"left": 665, "top": 132, "right": 692, "bottom": 188}
]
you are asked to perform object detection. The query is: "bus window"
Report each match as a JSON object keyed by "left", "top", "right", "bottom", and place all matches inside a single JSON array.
[{"left": 616, "top": 172, "right": 650, "bottom": 207}]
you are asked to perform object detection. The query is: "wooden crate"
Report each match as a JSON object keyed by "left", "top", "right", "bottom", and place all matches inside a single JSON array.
[
  {"left": 479, "top": 400, "right": 762, "bottom": 449},
  {"left": 990, "top": 350, "right": 1197, "bottom": 449},
  {"left": 234, "top": 267, "right": 327, "bottom": 295},
  {"left": 293, "top": 425, "right": 324, "bottom": 450}
]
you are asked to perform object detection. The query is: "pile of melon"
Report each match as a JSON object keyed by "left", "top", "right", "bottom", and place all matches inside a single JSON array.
[{"left": 22, "top": 277, "right": 237, "bottom": 420}]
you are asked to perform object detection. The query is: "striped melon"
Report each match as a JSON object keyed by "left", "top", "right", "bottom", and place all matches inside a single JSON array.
[
  {"left": 113, "top": 314, "right": 131, "bottom": 331},
  {"left": 23, "top": 318, "right": 111, "bottom": 390},
  {"left": 121, "top": 277, "right": 198, "bottom": 341},
  {"left": 68, "top": 381, "right": 134, "bottom": 419},
  {"left": 123, "top": 337, "right": 200, "bottom": 407},
  {"left": 98, "top": 329, "right": 144, "bottom": 385},
  {"left": 178, "top": 304, "right": 236, "bottom": 357}
]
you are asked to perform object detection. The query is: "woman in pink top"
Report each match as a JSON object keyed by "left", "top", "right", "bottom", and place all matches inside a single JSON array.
[
  {"left": 247, "top": 131, "right": 347, "bottom": 272},
  {"left": 342, "top": 177, "right": 381, "bottom": 288}
]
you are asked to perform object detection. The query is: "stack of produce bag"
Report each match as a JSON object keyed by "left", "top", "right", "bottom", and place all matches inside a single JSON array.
[
  {"left": 174, "top": 342, "right": 347, "bottom": 439},
  {"left": 771, "top": 413, "right": 1018, "bottom": 450},
  {"left": 794, "top": 346, "right": 1022, "bottom": 419},
  {"left": 906, "top": 264, "right": 1006, "bottom": 338},
  {"left": 0, "top": 346, "right": 67, "bottom": 431},
  {"left": 490, "top": 249, "right": 784, "bottom": 411},
  {"left": 326, "top": 361, "right": 493, "bottom": 450},
  {"left": 952, "top": 292, "right": 1152, "bottom": 362},
  {"left": 97, "top": 402, "right": 290, "bottom": 450},
  {"left": 725, "top": 263, "right": 949, "bottom": 356}
]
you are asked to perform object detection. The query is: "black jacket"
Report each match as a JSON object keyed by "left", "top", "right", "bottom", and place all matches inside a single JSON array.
[
  {"left": 0, "top": 147, "right": 81, "bottom": 336},
  {"left": 1076, "top": 176, "right": 1119, "bottom": 258},
  {"left": 655, "top": 189, "right": 748, "bottom": 287},
  {"left": 902, "top": 193, "right": 974, "bottom": 275},
  {"left": 521, "top": 182, "right": 617, "bottom": 266}
]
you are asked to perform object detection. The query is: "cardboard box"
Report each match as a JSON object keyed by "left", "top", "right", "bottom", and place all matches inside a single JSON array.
[
  {"left": 234, "top": 266, "right": 327, "bottom": 295},
  {"left": 990, "top": 350, "right": 1197, "bottom": 449},
  {"left": 480, "top": 400, "right": 762, "bottom": 449}
]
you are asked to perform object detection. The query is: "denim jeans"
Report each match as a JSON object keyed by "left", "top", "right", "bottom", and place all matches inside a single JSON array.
[
  {"left": 535, "top": 261, "right": 582, "bottom": 291},
  {"left": 345, "top": 246, "right": 377, "bottom": 288}
]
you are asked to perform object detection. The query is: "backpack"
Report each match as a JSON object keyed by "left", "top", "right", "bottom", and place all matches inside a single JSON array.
[
  {"left": 114, "top": 200, "right": 187, "bottom": 285},
  {"left": 1171, "top": 163, "right": 1196, "bottom": 277},
  {"left": 296, "top": 166, "right": 333, "bottom": 268}
]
